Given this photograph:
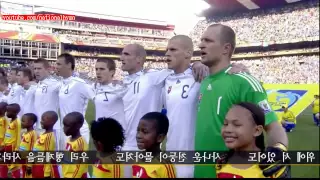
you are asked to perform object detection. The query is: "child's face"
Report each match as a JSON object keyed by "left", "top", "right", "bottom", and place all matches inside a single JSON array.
[
  {"left": 222, "top": 106, "right": 263, "bottom": 150},
  {"left": 63, "top": 116, "right": 79, "bottom": 136},
  {"left": 41, "top": 114, "right": 53, "bottom": 129},
  {"left": 136, "top": 119, "right": 159, "bottom": 150},
  {"left": 21, "top": 115, "right": 33, "bottom": 129}
]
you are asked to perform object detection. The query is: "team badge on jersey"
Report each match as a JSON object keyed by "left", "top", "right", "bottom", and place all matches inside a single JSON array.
[
  {"left": 198, "top": 93, "right": 202, "bottom": 101},
  {"left": 167, "top": 86, "right": 172, "bottom": 94},
  {"left": 207, "top": 84, "right": 212, "bottom": 91},
  {"left": 258, "top": 99, "right": 272, "bottom": 114}
]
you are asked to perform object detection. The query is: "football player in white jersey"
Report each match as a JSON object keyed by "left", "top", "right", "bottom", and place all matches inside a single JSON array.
[
  {"left": 33, "top": 58, "right": 62, "bottom": 149},
  {"left": 6, "top": 67, "right": 24, "bottom": 106},
  {"left": 17, "top": 67, "right": 37, "bottom": 115},
  {"left": 93, "top": 58, "right": 127, "bottom": 130},
  {"left": 120, "top": 44, "right": 207, "bottom": 152},
  {"left": 119, "top": 44, "right": 208, "bottom": 178},
  {"left": 120, "top": 44, "right": 173, "bottom": 151},
  {"left": 56, "top": 53, "right": 94, "bottom": 148},
  {"left": 0, "top": 77, "right": 10, "bottom": 103},
  {"left": 164, "top": 35, "right": 201, "bottom": 178}
]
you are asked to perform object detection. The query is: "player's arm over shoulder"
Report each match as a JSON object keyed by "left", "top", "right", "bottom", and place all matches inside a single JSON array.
[
  {"left": 46, "top": 77, "right": 62, "bottom": 91},
  {"left": 145, "top": 69, "right": 173, "bottom": 86},
  {"left": 232, "top": 73, "right": 278, "bottom": 125},
  {"left": 74, "top": 78, "right": 95, "bottom": 100}
]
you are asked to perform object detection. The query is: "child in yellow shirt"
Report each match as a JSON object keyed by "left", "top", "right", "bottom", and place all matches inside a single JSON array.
[
  {"left": 216, "top": 102, "right": 288, "bottom": 178},
  {"left": 19, "top": 113, "right": 37, "bottom": 178},
  {"left": 91, "top": 117, "right": 125, "bottom": 178},
  {"left": 132, "top": 112, "right": 176, "bottom": 178},
  {"left": 0, "top": 102, "right": 8, "bottom": 178},
  {"left": 62, "top": 112, "right": 88, "bottom": 178}
]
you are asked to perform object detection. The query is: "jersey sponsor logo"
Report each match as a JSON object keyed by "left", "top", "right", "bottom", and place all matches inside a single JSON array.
[
  {"left": 5, "top": 133, "right": 11, "bottom": 138},
  {"left": 258, "top": 99, "right": 272, "bottom": 114},
  {"left": 266, "top": 90, "right": 307, "bottom": 112},
  {"left": 167, "top": 86, "right": 172, "bottom": 94},
  {"left": 19, "top": 146, "right": 26, "bottom": 151}
]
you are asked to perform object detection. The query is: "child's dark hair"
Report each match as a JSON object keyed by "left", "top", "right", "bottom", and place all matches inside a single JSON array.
[
  {"left": 23, "top": 113, "right": 37, "bottom": 124},
  {"left": 141, "top": 112, "right": 169, "bottom": 136},
  {"left": 217, "top": 102, "right": 265, "bottom": 169},
  {"left": 65, "top": 112, "right": 84, "bottom": 125},
  {"left": 7, "top": 103, "right": 21, "bottom": 114},
  {"left": 237, "top": 102, "right": 265, "bottom": 151},
  {"left": 90, "top": 117, "right": 125, "bottom": 152}
]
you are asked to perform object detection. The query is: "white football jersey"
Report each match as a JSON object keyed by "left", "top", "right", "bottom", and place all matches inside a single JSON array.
[
  {"left": 59, "top": 76, "right": 95, "bottom": 129},
  {"left": 93, "top": 83, "right": 127, "bottom": 131},
  {"left": 0, "top": 92, "right": 7, "bottom": 103},
  {"left": 34, "top": 76, "right": 61, "bottom": 129},
  {"left": 164, "top": 68, "right": 200, "bottom": 151},
  {"left": 6, "top": 83, "right": 24, "bottom": 105},
  {"left": 20, "top": 84, "right": 37, "bottom": 115},
  {"left": 122, "top": 69, "right": 172, "bottom": 148}
]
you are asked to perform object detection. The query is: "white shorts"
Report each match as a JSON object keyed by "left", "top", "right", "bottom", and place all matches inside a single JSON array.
[
  {"left": 175, "top": 165, "right": 194, "bottom": 178},
  {"left": 121, "top": 145, "right": 139, "bottom": 178}
]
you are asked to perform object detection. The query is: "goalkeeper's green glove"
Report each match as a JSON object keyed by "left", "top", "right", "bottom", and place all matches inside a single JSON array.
[{"left": 259, "top": 143, "right": 291, "bottom": 178}]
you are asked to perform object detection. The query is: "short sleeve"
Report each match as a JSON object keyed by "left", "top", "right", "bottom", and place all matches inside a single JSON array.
[
  {"left": 52, "top": 80, "right": 62, "bottom": 93},
  {"left": 236, "top": 73, "right": 278, "bottom": 125},
  {"left": 146, "top": 69, "right": 172, "bottom": 87},
  {"left": 81, "top": 83, "right": 95, "bottom": 100}
]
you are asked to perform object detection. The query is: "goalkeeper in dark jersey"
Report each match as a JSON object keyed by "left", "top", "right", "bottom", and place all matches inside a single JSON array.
[{"left": 194, "top": 24, "right": 290, "bottom": 178}]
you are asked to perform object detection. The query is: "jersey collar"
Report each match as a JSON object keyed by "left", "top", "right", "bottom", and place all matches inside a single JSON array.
[
  {"left": 62, "top": 76, "right": 74, "bottom": 85},
  {"left": 209, "top": 65, "right": 232, "bottom": 78},
  {"left": 123, "top": 70, "right": 143, "bottom": 84},
  {"left": 171, "top": 67, "right": 192, "bottom": 76}
]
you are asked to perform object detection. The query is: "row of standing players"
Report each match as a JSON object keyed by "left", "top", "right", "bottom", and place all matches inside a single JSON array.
[
  {"left": 0, "top": 24, "right": 291, "bottom": 178},
  {"left": 0, "top": 43, "right": 209, "bottom": 178}
]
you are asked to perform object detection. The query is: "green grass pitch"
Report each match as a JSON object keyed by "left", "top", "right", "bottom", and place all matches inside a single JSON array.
[{"left": 84, "top": 102, "right": 319, "bottom": 178}]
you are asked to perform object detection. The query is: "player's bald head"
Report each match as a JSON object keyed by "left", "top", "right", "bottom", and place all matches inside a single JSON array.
[
  {"left": 207, "top": 24, "right": 236, "bottom": 57},
  {"left": 169, "top": 35, "right": 194, "bottom": 53},
  {"left": 42, "top": 111, "right": 58, "bottom": 121},
  {"left": 127, "top": 44, "right": 147, "bottom": 60}
]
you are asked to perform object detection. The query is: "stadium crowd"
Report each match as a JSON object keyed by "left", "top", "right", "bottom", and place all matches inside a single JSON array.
[
  {"left": 0, "top": 1, "right": 318, "bottom": 51},
  {"left": 54, "top": 29, "right": 168, "bottom": 50},
  {"left": 69, "top": 55, "right": 319, "bottom": 84},
  {"left": 190, "top": 0, "right": 319, "bottom": 47},
  {"left": 2, "top": 53, "right": 319, "bottom": 84}
]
